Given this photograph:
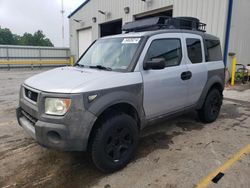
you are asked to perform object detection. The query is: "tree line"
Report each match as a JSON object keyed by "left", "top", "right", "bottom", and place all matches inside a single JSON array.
[{"left": 0, "top": 27, "right": 54, "bottom": 47}]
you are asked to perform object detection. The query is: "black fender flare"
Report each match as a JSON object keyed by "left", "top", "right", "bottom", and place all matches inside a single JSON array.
[
  {"left": 88, "top": 90, "right": 143, "bottom": 117},
  {"left": 196, "top": 75, "right": 224, "bottom": 109}
]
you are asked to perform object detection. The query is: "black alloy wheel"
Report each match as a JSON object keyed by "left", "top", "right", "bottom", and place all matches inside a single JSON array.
[
  {"left": 91, "top": 113, "right": 138, "bottom": 172},
  {"left": 105, "top": 125, "right": 134, "bottom": 162},
  {"left": 198, "top": 89, "right": 222, "bottom": 123}
]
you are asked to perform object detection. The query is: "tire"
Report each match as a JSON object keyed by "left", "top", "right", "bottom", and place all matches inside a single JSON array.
[
  {"left": 91, "top": 113, "right": 138, "bottom": 172},
  {"left": 198, "top": 89, "right": 223, "bottom": 123}
]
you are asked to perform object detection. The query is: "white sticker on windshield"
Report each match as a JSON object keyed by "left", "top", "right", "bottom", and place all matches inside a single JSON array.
[{"left": 122, "top": 38, "right": 141, "bottom": 44}]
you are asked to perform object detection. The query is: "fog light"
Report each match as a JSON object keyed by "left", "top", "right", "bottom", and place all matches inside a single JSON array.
[{"left": 47, "top": 131, "right": 61, "bottom": 144}]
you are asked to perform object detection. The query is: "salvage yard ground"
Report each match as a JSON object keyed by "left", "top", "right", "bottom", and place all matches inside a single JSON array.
[{"left": 0, "top": 69, "right": 250, "bottom": 188}]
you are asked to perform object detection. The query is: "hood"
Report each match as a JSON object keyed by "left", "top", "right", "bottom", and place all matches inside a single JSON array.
[{"left": 24, "top": 67, "right": 142, "bottom": 93}]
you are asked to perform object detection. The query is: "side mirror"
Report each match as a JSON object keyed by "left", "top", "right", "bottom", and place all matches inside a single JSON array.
[{"left": 144, "top": 58, "right": 166, "bottom": 70}]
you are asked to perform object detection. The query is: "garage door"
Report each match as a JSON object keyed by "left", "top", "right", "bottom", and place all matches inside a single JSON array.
[
  {"left": 100, "top": 19, "right": 122, "bottom": 37},
  {"left": 78, "top": 28, "right": 92, "bottom": 58}
]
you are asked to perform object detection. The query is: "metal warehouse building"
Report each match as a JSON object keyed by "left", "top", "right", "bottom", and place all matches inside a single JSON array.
[{"left": 68, "top": 0, "right": 250, "bottom": 67}]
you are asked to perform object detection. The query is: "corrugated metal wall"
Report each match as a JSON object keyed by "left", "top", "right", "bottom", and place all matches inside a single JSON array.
[
  {"left": 0, "top": 45, "right": 71, "bottom": 68},
  {"left": 69, "top": 0, "right": 174, "bottom": 58},
  {"left": 228, "top": 0, "right": 250, "bottom": 67},
  {"left": 173, "top": 0, "right": 229, "bottom": 48},
  {"left": 69, "top": 0, "right": 230, "bottom": 61}
]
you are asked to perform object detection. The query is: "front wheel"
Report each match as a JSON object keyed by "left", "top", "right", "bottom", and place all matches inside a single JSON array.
[
  {"left": 91, "top": 113, "right": 138, "bottom": 172},
  {"left": 198, "top": 89, "right": 223, "bottom": 123}
]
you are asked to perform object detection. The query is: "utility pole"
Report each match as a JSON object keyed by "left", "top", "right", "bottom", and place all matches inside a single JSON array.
[{"left": 61, "top": 0, "right": 65, "bottom": 47}]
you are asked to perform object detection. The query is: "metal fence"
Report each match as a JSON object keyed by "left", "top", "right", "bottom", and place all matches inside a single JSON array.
[{"left": 0, "top": 45, "right": 72, "bottom": 69}]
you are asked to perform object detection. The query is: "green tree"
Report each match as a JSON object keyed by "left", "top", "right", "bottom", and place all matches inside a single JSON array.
[
  {"left": 32, "top": 30, "right": 53, "bottom": 46},
  {"left": 0, "top": 27, "right": 54, "bottom": 46},
  {"left": 0, "top": 27, "right": 16, "bottom": 45},
  {"left": 13, "top": 34, "right": 22, "bottom": 44},
  {"left": 19, "top": 32, "right": 35, "bottom": 46}
]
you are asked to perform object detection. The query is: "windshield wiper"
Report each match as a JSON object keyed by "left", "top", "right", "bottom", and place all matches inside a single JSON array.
[
  {"left": 89, "top": 65, "right": 112, "bottom": 71},
  {"left": 75, "top": 63, "right": 84, "bottom": 67}
]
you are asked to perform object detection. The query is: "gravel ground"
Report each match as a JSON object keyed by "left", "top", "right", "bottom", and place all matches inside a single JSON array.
[{"left": 0, "top": 69, "right": 249, "bottom": 188}]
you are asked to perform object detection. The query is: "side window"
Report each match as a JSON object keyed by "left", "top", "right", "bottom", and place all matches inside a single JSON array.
[
  {"left": 186, "top": 38, "right": 203, "bottom": 64},
  {"left": 145, "top": 39, "right": 182, "bottom": 67},
  {"left": 205, "top": 40, "right": 222, "bottom": 62}
]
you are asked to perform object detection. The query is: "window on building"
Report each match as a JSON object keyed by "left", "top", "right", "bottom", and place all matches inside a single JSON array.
[
  {"left": 205, "top": 40, "right": 222, "bottom": 62},
  {"left": 186, "top": 38, "right": 203, "bottom": 64},
  {"left": 145, "top": 39, "right": 182, "bottom": 67}
]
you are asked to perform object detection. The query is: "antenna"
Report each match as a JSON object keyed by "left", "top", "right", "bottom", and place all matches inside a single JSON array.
[{"left": 61, "top": 0, "right": 65, "bottom": 47}]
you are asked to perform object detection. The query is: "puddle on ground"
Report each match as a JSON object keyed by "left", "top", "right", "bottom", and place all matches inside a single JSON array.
[
  {"left": 220, "top": 103, "right": 246, "bottom": 120},
  {"left": 137, "top": 131, "right": 183, "bottom": 159},
  {"left": 176, "top": 121, "right": 203, "bottom": 131},
  {"left": 136, "top": 112, "right": 205, "bottom": 159}
]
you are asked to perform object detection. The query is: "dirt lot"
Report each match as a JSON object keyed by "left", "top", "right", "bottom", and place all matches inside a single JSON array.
[{"left": 0, "top": 69, "right": 249, "bottom": 188}]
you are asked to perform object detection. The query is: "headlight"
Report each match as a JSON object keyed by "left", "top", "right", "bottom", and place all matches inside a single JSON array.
[{"left": 45, "top": 98, "right": 71, "bottom": 116}]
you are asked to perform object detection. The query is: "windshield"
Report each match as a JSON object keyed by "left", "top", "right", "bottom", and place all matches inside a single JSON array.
[{"left": 77, "top": 37, "right": 142, "bottom": 71}]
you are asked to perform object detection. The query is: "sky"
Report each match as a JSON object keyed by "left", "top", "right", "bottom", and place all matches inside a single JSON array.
[{"left": 0, "top": 0, "right": 84, "bottom": 47}]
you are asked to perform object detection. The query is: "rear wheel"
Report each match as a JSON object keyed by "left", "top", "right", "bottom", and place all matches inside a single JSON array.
[
  {"left": 198, "top": 89, "right": 222, "bottom": 123},
  {"left": 91, "top": 113, "right": 138, "bottom": 172}
]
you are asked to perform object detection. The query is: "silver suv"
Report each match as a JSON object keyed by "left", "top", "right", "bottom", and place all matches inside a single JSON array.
[{"left": 16, "top": 17, "right": 225, "bottom": 172}]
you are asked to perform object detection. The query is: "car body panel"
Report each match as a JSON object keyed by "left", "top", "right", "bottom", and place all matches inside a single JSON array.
[
  {"left": 24, "top": 66, "right": 142, "bottom": 93},
  {"left": 139, "top": 33, "right": 189, "bottom": 119},
  {"left": 182, "top": 33, "right": 208, "bottom": 106}
]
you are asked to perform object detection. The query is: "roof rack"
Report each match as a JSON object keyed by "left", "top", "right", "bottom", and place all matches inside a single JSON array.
[{"left": 122, "top": 17, "right": 206, "bottom": 33}]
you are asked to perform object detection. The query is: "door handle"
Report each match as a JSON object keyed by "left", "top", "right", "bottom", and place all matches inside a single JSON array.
[{"left": 181, "top": 71, "right": 192, "bottom": 80}]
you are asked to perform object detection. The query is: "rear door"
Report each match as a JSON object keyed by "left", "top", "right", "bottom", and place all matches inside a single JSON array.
[
  {"left": 183, "top": 34, "right": 207, "bottom": 106},
  {"left": 140, "top": 33, "right": 189, "bottom": 119}
]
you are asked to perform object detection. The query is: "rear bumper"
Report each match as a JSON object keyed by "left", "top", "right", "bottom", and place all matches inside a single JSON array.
[{"left": 16, "top": 107, "right": 96, "bottom": 151}]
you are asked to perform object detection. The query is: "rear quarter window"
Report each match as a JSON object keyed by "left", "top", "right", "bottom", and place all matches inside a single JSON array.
[
  {"left": 205, "top": 40, "right": 222, "bottom": 62},
  {"left": 186, "top": 38, "right": 203, "bottom": 64}
]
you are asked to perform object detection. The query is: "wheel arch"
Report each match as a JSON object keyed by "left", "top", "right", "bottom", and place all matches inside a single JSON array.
[
  {"left": 196, "top": 75, "right": 224, "bottom": 109},
  {"left": 210, "top": 82, "right": 224, "bottom": 94},
  {"left": 87, "top": 102, "right": 141, "bottom": 151}
]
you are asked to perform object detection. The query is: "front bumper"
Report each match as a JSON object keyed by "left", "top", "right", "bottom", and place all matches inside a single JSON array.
[
  {"left": 17, "top": 107, "right": 74, "bottom": 150},
  {"left": 16, "top": 108, "right": 36, "bottom": 139},
  {"left": 16, "top": 87, "right": 97, "bottom": 151}
]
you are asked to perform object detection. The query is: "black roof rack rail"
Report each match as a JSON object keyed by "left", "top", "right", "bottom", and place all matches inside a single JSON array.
[{"left": 122, "top": 16, "right": 206, "bottom": 33}]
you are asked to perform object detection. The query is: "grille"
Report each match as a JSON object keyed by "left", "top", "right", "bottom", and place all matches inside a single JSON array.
[{"left": 24, "top": 88, "right": 38, "bottom": 102}]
